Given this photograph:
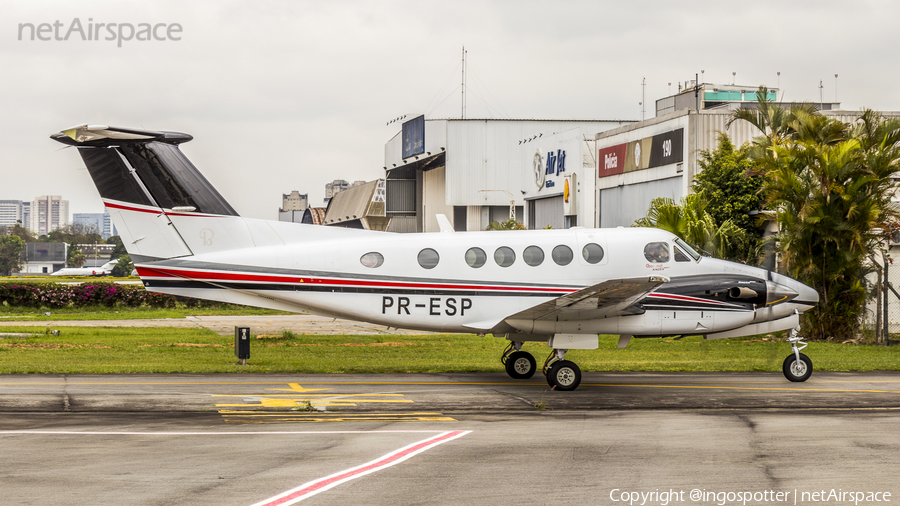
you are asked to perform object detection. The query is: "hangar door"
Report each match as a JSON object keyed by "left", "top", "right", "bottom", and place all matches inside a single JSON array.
[
  {"left": 599, "top": 176, "right": 682, "bottom": 228},
  {"left": 529, "top": 196, "right": 564, "bottom": 230}
]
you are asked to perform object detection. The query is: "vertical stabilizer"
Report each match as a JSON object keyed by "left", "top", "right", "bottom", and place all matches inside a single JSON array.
[{"left": 51, "top": 125, "right": 243, "bottom": 262}]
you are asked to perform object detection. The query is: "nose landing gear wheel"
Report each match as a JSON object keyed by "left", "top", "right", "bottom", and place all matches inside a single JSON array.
[
  {"left": 547, "top": 360, "right": 582, "bottom": 391},
  {"left": 505, "top": 351, "right": 537, "bottom": 379},
  {"left": 783, "top": 353, "right": 812, "bottom": 382}
]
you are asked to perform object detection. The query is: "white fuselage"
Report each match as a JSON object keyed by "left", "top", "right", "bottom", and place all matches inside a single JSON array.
[{"left": 130, "top": 210, "right": 816, "bottom": 338}]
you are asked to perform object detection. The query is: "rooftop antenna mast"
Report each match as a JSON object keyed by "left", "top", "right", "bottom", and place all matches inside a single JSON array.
[
  {"left": 461, "top": 45, "right": 467, "bottom": 119},
  {"left": 641, "top": 77, "right": 646, "bottom": 120},
  {"left": 819, "top": 79, "right": 824, "bottom": 109},
  {"left": 834, "top": 73, "right": 838, "bottom": 103}
]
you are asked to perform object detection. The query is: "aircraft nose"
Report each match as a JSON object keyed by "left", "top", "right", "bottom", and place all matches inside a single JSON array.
[{"left": 796, "top": 281, "right": 819, "bottom": 306}]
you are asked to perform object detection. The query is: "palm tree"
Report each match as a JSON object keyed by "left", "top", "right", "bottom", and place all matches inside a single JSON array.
[
  {"left": 633, "top": 194, "right": 748, "bottom": 261},
  {"left": 731, "top": 92, "right": 900, "bottom": 339}
]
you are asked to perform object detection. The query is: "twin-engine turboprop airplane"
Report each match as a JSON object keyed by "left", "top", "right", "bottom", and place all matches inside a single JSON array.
[{"left": 51, "top": 124, "right": 820, "bottom": 391}]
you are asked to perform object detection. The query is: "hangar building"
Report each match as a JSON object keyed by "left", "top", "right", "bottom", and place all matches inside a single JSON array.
[{"left": 382, "top": 117, "right": 632, "bottom": 232}]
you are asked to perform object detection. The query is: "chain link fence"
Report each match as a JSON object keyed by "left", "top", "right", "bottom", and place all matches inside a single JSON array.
[{"left": 863, "top": 256, "right": 898, "bottom": 344}]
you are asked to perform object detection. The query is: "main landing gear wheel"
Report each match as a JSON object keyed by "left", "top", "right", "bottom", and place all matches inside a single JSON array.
[
  {"left": 783, "top": 353, "right": 812, "bottom": 382},
  {"left": 547, "top": 360, "right": 582, "bottom": 391},
  {"left": 505, "top": 351, "right": 537, "bottom": 379}
]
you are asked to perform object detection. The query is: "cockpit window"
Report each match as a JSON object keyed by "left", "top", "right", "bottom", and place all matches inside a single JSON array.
[
  {"left": 674, "top": 247, "right": 690, "bottom": 262},
  {"left": 644, "top": 242, "right": 670, "bottom": 263},
  {"left": 674, "top": 238, "right": 701, "bottom": 261}
]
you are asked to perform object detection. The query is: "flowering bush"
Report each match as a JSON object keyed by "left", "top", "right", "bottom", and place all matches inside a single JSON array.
[{"left": 0, "top": 282, "right": 229, "bottom": 309}]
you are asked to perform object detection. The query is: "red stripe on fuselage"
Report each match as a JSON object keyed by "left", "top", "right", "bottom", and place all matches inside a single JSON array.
[
  {"left": 646, "top": 292, "right": 739, "bottom": 307},
  {"left": 135, "top": 266, "right": 576, "bottom": 294}
]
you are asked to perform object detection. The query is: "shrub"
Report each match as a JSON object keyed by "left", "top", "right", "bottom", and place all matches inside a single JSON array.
[{"left": 0, "top": 282, "right": 229, "bottom": 309}]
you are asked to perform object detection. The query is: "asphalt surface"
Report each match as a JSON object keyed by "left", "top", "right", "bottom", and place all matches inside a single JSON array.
[{"left": 1, "top": 372, "right": 899, "bottom": 505}]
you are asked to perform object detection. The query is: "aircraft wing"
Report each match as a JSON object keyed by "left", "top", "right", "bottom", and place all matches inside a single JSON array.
[{"left": 505, "top": 275, "right": 669, "bottom": 322}]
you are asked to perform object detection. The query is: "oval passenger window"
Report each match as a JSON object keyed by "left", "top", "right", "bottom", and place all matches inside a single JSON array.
[
  {"left": 465, "top": 247, "right": 487, "bottom": 268},
  {"left": 417, "top": 248, "right": 440, "bottom": 269},
  {"left": 523, "top": 246, "right": 544, "bottom": 266},
  {"left": 360, "top": 252, "right": 384, "bottom": 268},
  {"left": 494, "top": 246, "right": 516, "bottom": 267},
  {"left": 582, "top": 243, "right": 604, "bottom": 264},
  {"left": 552, "top": 245, "right": 573, "bottom": 266}
]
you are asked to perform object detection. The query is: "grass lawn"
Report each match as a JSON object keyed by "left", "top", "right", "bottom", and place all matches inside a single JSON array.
[
  {"left": 0, "top": 327, "right": 897, "bottom": 374},
  {"left": 0, "top": 305, "right": 292, "bottom": 321}
]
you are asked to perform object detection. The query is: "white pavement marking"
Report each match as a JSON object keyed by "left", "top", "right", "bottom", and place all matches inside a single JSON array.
[{"left": 250, "top": 430, "right": 471, "bottom": 506}]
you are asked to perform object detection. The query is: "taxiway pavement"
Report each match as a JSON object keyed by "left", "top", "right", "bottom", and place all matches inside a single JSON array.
[{"left": 1, "top": 373, "right": 898, "bottom": 505}]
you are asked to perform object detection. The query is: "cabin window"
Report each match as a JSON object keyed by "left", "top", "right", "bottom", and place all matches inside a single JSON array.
[
  {"left": 417, "top": 248, "right": 440, "bottom": 269},
  {"left": 674, "top": 238, "right": 702, "bottom": 261},
  {"left": 523, "top": 246, "right": 544, "bottom": 266},
  {"left": 494, "top": 246, "right": 516, "bottom": 267},
  {"left": 674, "top": 247, "right": 690, "bottom": 262},
  {"left": 644, "top": 242, "right": 670, "bottom": 263},
  {"left": 465, "top": 247, "right": 487, "bottom": 268},
  {"left": 552, "top": 245, "right": 573, "bottom": 265},
  {"left": 582, "top": 243, "right": 604, "bottom": 264},
  {"left": 360, "top": 252, "right": 384, "bottom": 268}
]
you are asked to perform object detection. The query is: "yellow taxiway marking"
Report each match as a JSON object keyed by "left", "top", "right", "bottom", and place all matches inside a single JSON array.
[
  {"left": 211, "top": 393, "right": 406, "bottom": 398},
  {"left": 219, "top": 411, "right": 457, "bottom": 424},
  {"left": 216, "top": 398, "right": 414, "bottom": 408},
  {"left": 214, "top": 383, "right": 415, "bottom": 409},
  {"left": 267, "top": 383, "right": 332, "bottom": 393}
]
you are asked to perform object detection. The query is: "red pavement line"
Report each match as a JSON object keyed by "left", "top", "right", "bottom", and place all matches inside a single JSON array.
[{"left": 250, "top": 430, "right": 470, "bottom": 506}]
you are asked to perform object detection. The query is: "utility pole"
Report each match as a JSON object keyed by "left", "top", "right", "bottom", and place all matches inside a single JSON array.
[
  {"left": 834, "top": 73, "right": 838, "bottom": 103},
  {"left": 819, "top": 79, "right": 824, "bottom": 110},
  {"left": 641, "top": 77, "right": 646, "bottom": 120},
  {"left": 694, "top": 72, "right": 699, "bottom": 111},
  {"left": 461, "top": 45, "right": 467, "bottom": 119}
]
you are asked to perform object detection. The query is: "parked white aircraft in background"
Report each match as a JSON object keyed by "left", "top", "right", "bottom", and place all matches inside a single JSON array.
[
  {"left": 51, "top": 124, "right": 820, "bottom": 390},
  {"left": 51, "top": 259, "right": 118, "bottom": 277}
]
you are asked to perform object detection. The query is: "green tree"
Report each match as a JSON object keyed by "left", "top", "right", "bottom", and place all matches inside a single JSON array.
[
  {"left": 111, "top": 254, "right": 133, "bottom": 277},
  {"left": 485, "top": 219, "right": 526, "bottom": 231},
  {"left": 633, "top": 194, "right": 747, "bottom": 260},
  {"left": 692, "top": 133, "right": 764, "bottom": 261},
  {"left": 46, "top": 223, "right": 104, "bottom": 267},
  {"left": 68, "top": 249, "right": 86, "bottom": 268},
  {"left": 7, "top": 221, "right": 35, "bottom": 243},
  {"left": 730, "top": 87, "right": 900, "bottom": 340},
  {"left": 0, "top": 235, "right": 25, "bottom": 276},
  {"left": 107, "top": 235, "right": 128, "bottom": 260}
]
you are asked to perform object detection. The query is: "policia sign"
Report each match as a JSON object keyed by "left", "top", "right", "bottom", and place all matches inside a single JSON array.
[{"left": 598, "top": 128, "right": 683, "bottom": 178}]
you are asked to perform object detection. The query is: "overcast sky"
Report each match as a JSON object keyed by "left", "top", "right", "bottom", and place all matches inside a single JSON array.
[{"left": 2, "top": 0, "right": 899, "bottom": 220}]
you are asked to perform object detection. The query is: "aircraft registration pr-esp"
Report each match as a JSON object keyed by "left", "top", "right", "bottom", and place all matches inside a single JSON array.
[{"left": 50, "top": 124, "right": 820, "bottom": 391}]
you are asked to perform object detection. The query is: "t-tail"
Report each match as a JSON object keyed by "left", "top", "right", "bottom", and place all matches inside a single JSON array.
[{"left": 51, "top": 124, "right": 284, "bottom": 263}]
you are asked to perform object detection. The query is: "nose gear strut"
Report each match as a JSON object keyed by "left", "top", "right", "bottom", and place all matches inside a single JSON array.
[{"left": 783, "top": 321, "right": 812, "bottom": 382}]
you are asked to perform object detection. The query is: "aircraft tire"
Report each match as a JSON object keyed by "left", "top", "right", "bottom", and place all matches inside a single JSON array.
[
  {"left": 782, "top": 353, "right": 813, "bottom": 382},
  {"left": 548, "top": 360, "right": 582, "bottom": 391},
  {"left": 505, "top": 351, "right": 536, "bottom": 379}
]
